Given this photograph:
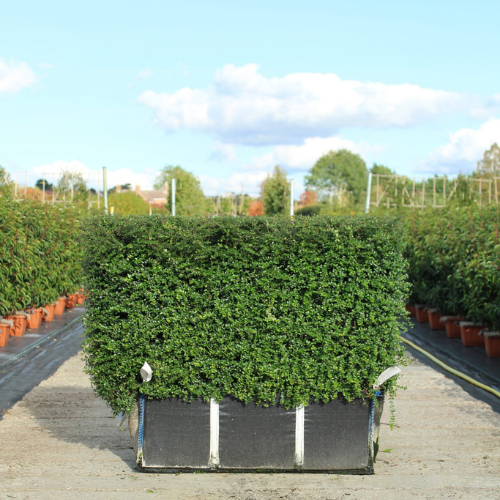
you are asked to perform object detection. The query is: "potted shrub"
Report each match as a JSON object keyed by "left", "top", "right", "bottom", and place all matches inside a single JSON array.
[
  {"left": 415, "top": 304, "right": 429, "bottom": 323},
  {"left": 440, "top": 316, "right": 464, "bottom": 338},
  {"left": 3, "top": 312, "right": 28, "bottom": 336},
  {"left": 0, "top": 320, "right": 11, "bottom": 346},
  {"left": 42, "top": 304, "right": 55, "bottom": 322},
  {"left": 427, "top": 308, "right": 443, "bottom": 330},
  {"left": 459, "top": 321, "right": 485, "bottom": 347},
  {"left": 405, "top": 304, "right": 416, "bottom": 317},
  {"left": 82, "top": 215, "right": 409, "bottom": 473},
  {"left": 54, "top": 297, "right": 66, "bottom": 314},
  {"left": 482, "top": 331, "right": 500, "bottom": 358}
]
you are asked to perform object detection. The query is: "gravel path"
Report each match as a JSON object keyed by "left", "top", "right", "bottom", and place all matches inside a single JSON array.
[{"left": 0, "top": 352, "right": 499, "bottom": 499}]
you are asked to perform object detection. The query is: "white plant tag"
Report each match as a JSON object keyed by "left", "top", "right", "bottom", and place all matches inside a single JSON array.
[
  {"left": 373, "top": 367, "right": 401, "bottom": 389},
  {"left": 140, "top": 362, "right": 153, "bottom": 383}
]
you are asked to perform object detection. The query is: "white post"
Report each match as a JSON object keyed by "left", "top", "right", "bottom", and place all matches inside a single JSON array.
[
  {"left": 172, "top": 178, "right": 176, "bottom": 216},
  {"left": 365, "top": 172, "right": 372, "bottom": 214},
  {"left": 290, "top": 180, "right": 295, "bottom": 216},
  {"left": 103, "top": 167, "right": 108, "bottom": 214}
]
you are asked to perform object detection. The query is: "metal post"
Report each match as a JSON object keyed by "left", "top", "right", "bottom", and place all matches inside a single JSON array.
[
  {"left": 42, "top": 174, "right": 45, "bottom": 203},
  {"left": 103, "top": 167, "right": 108, "bottom": 214},
  {"left": 172, "top": 178, "right": 176, "bottom": 216},
  {"left": 365, "top": 172, "right": 372, "bottom": 214},
  {"left": 290, "top": 180, "right": 295, "bottom": 216}
]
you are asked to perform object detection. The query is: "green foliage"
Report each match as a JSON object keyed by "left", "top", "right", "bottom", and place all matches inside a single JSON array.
[
  {"left": 477, "top": 143, "right": 500, "bottom": 177},
  {"left": 108, "top": 192, "right": 150, "bottom": 215},
  {"left": 0, "top": 195, "right": 83, "bottom": 315},
  {"left": 261, "top": 165, "right": 289, "bottom": 215},
  {"left": 295, "top": 205, "right": 321, "bottom": 216},
  {"left": 35, "top": 178, "right": 54, "bottom": 191},
  {"left": 154, "top": 165, "right": 207, "bottom": 215},
  {"left": 82, "top": 215, "right": 409, "bottom": 415},
  {"left": 403, "top": 206, "right": 500, "bottom": 329},
  {"left": 370, "top": 164, "right": 393, "bottom": 176},
  {"left": 305, "top": 150, "right": 368, "bottom": 204}
]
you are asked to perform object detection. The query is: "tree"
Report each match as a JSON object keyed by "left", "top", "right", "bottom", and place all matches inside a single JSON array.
[
  {"left": 260, "top": 165, "right": 289, "bottom": 215},
  {"left": 299, "top": 190, "right": 318, "bottom": 206},
  {"left": 477, "top": 143, "right": 500, "bottom": 177},
  {"left": 247, "top": 200, "right": 264, "bottom": 216},
  {"left": 55, "top": 170, "right": 88, "bottom": 202},
  {"left": 305, "top": 149, "right": 368, "bottom": 204},
  {"left": 108, "top": 192, "right": 150, "bottom": 215},
  {"left": 35, "top": 179, "right": 54, "bottom": 191},
  {"left": 154, "top": 165, "right": 207, "bottom": 215},
  {"left": 370, "top": 163, "right": 393, "bottom": 176}
]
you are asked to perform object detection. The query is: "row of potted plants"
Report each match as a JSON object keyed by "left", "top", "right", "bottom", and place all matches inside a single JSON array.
[
  {"left": 405, "top": 303, "right": 500, "bottom": 358},
  {"left": 403, "top": 205, "right": 500, "bottom": 357},
  {"left": 0, "top": 291, "right": 85, "bottom": 347},
  {"left": 0, "top": 187, "right": 84, "bottom": 347}
]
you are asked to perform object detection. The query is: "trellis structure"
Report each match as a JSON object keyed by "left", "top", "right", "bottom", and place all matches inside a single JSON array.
[
  {"left": 370, "top": 174, "right": 500, "bottom": 209},
  {"left": 3, "top": 170, "right": 103, "bottom": 210}
]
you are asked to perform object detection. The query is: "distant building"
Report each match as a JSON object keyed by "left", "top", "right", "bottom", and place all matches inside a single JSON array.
[{"left": 132, "top": 183, "right": 168, "bottom": 207}]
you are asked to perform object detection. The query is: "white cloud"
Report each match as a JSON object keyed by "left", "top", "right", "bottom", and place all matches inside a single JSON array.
[
  {"left": 422, "top": 119, "right": 500, "bottom": 174},
  {"left": 138, "top": 63, "right": 469, "bottom": 146},
  {"left": 32, "top": 160, "right": 158, "bottom": 190},
  {"left": 247, "top": 135, "right": 382, "bottom": 171},
  {"left": 0, "top": 60, "right": 37, "bottom": 94},
  {"left": 210, "top": 141, "right": 236, "bottom": 162}
]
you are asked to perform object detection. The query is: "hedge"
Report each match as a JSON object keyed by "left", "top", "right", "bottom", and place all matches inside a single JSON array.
[
  {"left": 81, "top": 215, "right": 409, "bottom": 415},
  {"left": 404, "top": 205, "right": 500, "bottom": 329},
  {"left": 0, "top": 193, "right": 83, "bottom": 315}
]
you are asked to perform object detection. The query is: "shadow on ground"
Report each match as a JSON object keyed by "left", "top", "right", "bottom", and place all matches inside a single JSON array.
[{"left": 18, "top": 383, "right": 137, "bottom": 469}]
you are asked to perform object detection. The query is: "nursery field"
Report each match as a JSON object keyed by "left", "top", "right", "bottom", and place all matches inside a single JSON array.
[
  {"left": 402, "top": 205, "right": 500, "bottom": 356},
  {"left": 0, "top": 191, "right": 84, "bottom": 347}
]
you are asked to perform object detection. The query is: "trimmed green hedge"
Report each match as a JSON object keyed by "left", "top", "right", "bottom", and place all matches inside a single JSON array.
[
  {"left": 0, "top": 194, "right": 83, "bottom": 315},
  {"left": 404, "top": 206, "right": 500, "bottom": 329},
  {"left": 82, "top": 215, "right": 409, "bottom": 415}
]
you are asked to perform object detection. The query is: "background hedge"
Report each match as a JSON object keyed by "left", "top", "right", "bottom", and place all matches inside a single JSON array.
[
  {"left": 82, "top": 215, "right": 409, "bottom": 415},
  {"left": 404, "top": 205, "right": 500, "bottom": 329},
  {"left": 0, "top": 192, "right": 83, "bottom": 315}
]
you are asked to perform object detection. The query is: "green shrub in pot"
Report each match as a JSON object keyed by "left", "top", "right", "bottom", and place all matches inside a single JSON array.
[{"left": 82, "top": 215, "right": 409, "bottom": 416}]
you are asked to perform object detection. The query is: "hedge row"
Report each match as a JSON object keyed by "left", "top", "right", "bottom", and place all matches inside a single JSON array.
[
  {"left": 82, "top": 215, "right": 409, "bottom": 415},
  {"left": 404, "top": 206, "right": 500, "bottom": 330},
  {"left": 0, "top": 192, "right": 83, "bottom": 316}
]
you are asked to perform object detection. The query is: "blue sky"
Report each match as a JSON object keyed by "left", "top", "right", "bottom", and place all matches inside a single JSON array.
[{"left": 1, "top": 0, "right": 499, "bottom": 195}]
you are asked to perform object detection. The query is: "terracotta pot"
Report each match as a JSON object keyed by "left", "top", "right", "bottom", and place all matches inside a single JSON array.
[
  {"left": 459, "top": 322, "right": 484, "bottom": 347},
  {"left": 26, "top": 308, "right": 43, "bottom": 329},
  {"left": 76, "top": 293, "right": 85, "bottom": 305},
  {"left": 54, "top": 297, "right": 66, "bottom": 315},
  {"left": 441, "top": 316, "right": 464, "bottom": 338},
  {"left": 42, "top": 304, "right": 55, "bottom": 322},
  {"left": 65, "top": 294, "right": 76, "bottom": 309},
  {"left": 4, "top": 315, "right": 26, "bottom": 336},
  {"left": 0, "top": 323, "right": 10, "bottom": 346},
  {"left": 484, "top": 334, "right": 500, "bottom": 358},
  {"left": 415, "top": 305, "right": 429, "bottom": 323},
  {"left": 405, "top": 304, "right": 416, "bottom": 317},
  {"left": 427, "top": 309, "right": 443, "bottom": 330}
]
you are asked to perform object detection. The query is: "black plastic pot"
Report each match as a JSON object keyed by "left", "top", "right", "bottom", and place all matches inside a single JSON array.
[{"left": 133, "top": 394, "right": 384, "bottom": 474}]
